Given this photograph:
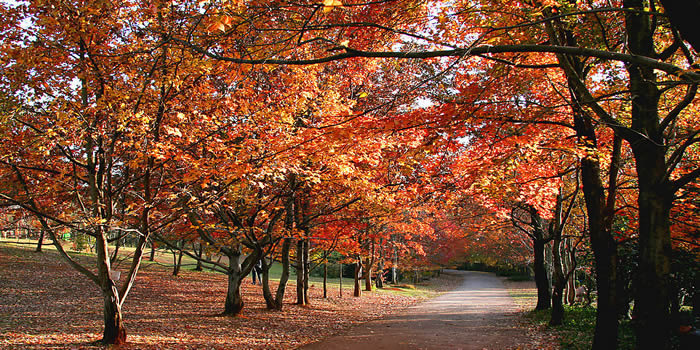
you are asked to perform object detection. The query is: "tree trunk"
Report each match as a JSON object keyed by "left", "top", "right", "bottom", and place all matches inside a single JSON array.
[
  {"left": 194, "top": 243, "right": 203, "bottom": 271},
  {"left": 96, "top": 229, "right": 126, "bottom": 344},
  {"left": 35, "top": 229, "right": 44, "bottom": 252},
  {"left": 376, "top": 258, "right": 384, "bottom": 289},
  {"left": 272, "top": 238, "right": 292, "bottom": 310},
  {"left": 223, "top": 271, "right": 244, "bottom": 315},
  {"left": 149, "top": 241, "right": 155, "bottom": 262},
  {"left": 533, "top": 238, "right": 551, "bottom": 310},
  {"left": 303, "top": 238, "right": 310, "bottom": 304},
  {"left": 391, "top": 246, "right": 398, "bottom": 284},
  {"left": 550, "top": 234, "right": 566, "bottom": 325},
  {"left": 353, "top": 260, "right": 362, "bottom": 297},
  {"left": 261, "top": 256, "right": 275, "bottom": 309},
  {"left": 624, "top": 3, "right": 673, "bottom": 348},
  {"left": 323, "top": 262, "right": 328, "bottom": 298},
  {"left": 550, "top": 25, "right": 622, "bottom": 346},
  {"left": 173, "top": 242, "right": 184, "bottom": 276},
  {"left": 364, "top": 256, "right": 373, "bottom": 292},
  {"left": 566, "top": 240, "right": 576, "bottom": 305},
  {"left": 296, "top": 239, "right": 306, "bottom": 305},
  {"left": 101, "top": 286, "right": 126, "bottom": 345}
]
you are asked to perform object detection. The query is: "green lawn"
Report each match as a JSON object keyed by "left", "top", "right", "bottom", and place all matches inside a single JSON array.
[{"left": 0, "top": 238, "right": 445, "bottom": 298}]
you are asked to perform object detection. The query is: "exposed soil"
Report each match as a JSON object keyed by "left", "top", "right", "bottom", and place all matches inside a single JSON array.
[{"left": 302, "top": 270, "right": 550, "bottom": 350}]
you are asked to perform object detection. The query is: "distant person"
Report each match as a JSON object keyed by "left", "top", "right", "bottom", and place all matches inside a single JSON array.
[{"left": 251, "top": 259, "right": 263, "bottom": 285}]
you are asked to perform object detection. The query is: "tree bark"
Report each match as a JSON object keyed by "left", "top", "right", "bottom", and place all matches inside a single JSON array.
[
  {"left": 376, "top": 257, "right": 384, "bottom": 289},
  {"left": 35, "top": 229, "right": 44, "bottom": 252},
  {"left": 364, "top": 256, "right": 373, "bottom": 292},
  {"left": 101, "top": 285, "right": 126, "bottom": 345},
  {"left": 303, "top": 238, "right": 310, "bottom": 304},
  {"left": 323, "top": 262, "right": 328, "bottom": 298},
  {"left": 533, "top": 238, "right": 551, "bottom": 310},
  {"left": 272, "top": 237, "right": 292, "bottom": 310},
  {"left": 261, "top": 256, "right": 275, "bottom": 309},
  {"left": 223, "top": 270, "right": 244, "bottom": 315},
  {"left": 550, "top": 233, "right": 566, "bottom": 325},
  {"left": 353, "top": 259, "right": 362, "bottom": 297},
  {"left": 624, "top": 3, "right": 673, "bottom": 348},
  {"left": 194, "top": 243, "right": 203, "bottom": 271},
  {"left": 296, "top": 239, "right": 306, "bottom": 305}
]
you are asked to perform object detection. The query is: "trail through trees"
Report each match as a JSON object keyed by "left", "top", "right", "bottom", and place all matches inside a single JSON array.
[{"left": 302, "top": 270, "right": 535, "bottom": 350}]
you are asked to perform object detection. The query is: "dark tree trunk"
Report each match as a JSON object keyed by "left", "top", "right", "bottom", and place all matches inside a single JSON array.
[
  {"left": 35, "top": 229, "right": 44, "bottom": 252},
  {"left": 547, "top": 18, "right": 623, "bottom": 345},
  {"left": 194, "top": 243, "right": 203, "bottom": 271},
  {"left": 173, "top": 243, "right": 184, "bottom": 276},
  {"left": 566, "top": 241, "right": 576, "bottom": 305},
  {"left": 364, "top": 256, "right": 373, "bottom": 292},
  {"left": 323, "top": 262, "right": 328, "bottom": 298},
  {"left": 303, "top": 238, "right": 310, "bottom": 304},
  {"left": 149, "top": 241, "right": 155, "bottom": 262},
  {"left": 624, "top": 3, "right": 673, "bottom": 348},
  {"left": 533, "top": 238, "right": 551, "bottom": 310},
  {"left": 101, "top": 287, "right": 126, "bottom": 345},
  {"left": 353, "top": 260, "right": 362, "bottom": 297},
  {"left": 223, "top": 271, "right": 244, "bottom": 315},
  {"left": 296, "top": 239, "right": 306, "bottom": 305}
]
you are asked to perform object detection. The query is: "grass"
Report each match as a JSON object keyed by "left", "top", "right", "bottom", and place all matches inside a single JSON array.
[
  {"left": 523, "top": 306, "right": 636, "bottom": 349},
  {"left": 0, "top": 238, "right": 445, "bottom": 299}
]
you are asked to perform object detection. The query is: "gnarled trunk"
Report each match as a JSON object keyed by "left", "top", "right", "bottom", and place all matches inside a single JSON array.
[
  {"left": 102, "top": 285, "right": 126, "bottom": 345},
  {"left": 223, "top": 271, "right": 244, "bottom": 315}
]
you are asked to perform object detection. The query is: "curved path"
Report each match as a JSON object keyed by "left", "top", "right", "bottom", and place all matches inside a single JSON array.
[{"left": 301, "top": 270, "right": 531, "bottom": 350}]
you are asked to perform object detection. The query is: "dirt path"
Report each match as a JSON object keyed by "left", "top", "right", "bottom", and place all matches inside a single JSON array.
[{"left": 301, "top": 270, "right": 532, "bottom": 350}]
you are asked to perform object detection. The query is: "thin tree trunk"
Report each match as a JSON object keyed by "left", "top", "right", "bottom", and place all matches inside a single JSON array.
[
  {"left": 391, "top": 247, "right": 398, "bottom": 284},
  {"left": 296, "top": 239, "right": 305, "bottom": 305},
  {"left": 323, "top": 262, "right": 328, "bottom": 298},
  {"left": 149, "top": 241, "right": 155, "bottom": 262},
  {"left": 566, "top": 240, "right": 576, "bottom": 305},
  {"left": 303, "top": 238, "right": 310, "bottom": 304},
  {"left": 550, "top": 233, "right": 566, "bottom": 325},
  {"left": 35, "top": 229, "right": 44, "bottom": 252},
  {"left": 194, "top": 243, "right": 203, "bottom": 271}
]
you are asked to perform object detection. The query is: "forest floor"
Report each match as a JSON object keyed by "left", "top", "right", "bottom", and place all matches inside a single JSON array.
[{"left": 0, "top": 243, "right": 462, "bottom": 349}]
